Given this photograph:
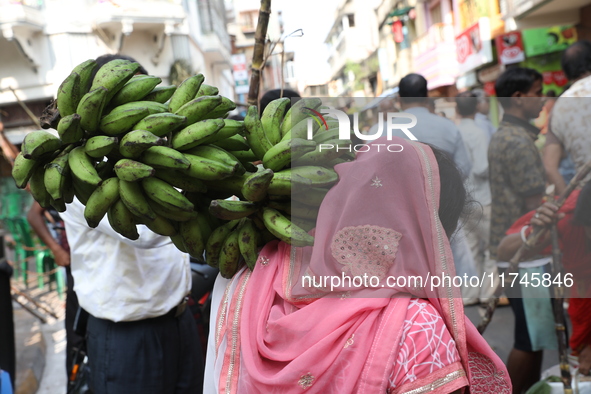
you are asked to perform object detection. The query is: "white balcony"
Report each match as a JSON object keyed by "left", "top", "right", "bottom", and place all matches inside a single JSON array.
[
  {"left": 411, "top": 23, "right": 455, "bottom": 59},
  {"left": 411, "top": 23, "right": 459, "bottom": 89},
  {"left": 197, "top": 0, "right": 232, "bottom": 63},
  {"left": 0, "top": 0, "right": 45, "bottom": 38},
  {"left": 90, "top": 0, "right": 186, "bottom": 32}
]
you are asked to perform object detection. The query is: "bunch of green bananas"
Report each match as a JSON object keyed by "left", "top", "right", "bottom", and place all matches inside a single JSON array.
[
  {"left": 202, "top": 97, "right": 355, "bottom": 277},
  {"left": 13, "top": 58, "right": 354, "bottom": 278}
]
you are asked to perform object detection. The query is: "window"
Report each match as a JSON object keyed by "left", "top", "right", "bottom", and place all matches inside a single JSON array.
[
  {"left": 239, "top": 10, "right": 258, "bottom": 33},
  {"left": 430, "top": 3, "right": 442, "bottom": 25},
  {"left": 347, "top": 14, "right": 355, "bottom": 27}
]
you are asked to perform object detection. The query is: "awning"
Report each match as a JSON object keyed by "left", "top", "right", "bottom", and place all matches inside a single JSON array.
[
  {"left": 362, "top": 87, "right": 399, "bottom": 111},
  {"left": 388, "top": 7, "right": 414, "bottom": 18}
]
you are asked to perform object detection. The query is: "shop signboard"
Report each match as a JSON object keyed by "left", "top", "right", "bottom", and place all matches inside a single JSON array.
[
  {"left": 231, "top": 54, "right": 249, "bottom": 95},
  {"left": 522, "top": 25, "right": 577, "bottom": 57},
  {"left": 495, "top": 31, "right": 525, "bottom": 64},
  {"left": 455, "top": 17, "right": 493, "bottom": 74}
]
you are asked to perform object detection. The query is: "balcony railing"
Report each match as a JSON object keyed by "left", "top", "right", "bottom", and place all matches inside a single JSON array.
[
  {"left": 198, "top": 0, "right": 231, "bottom": 53},
  {"left": 411, "top": 23, "right": 455, "bottom": 58}
]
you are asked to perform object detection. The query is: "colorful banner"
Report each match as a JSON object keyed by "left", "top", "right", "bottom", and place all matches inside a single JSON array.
[
  {"left": 231, "top": 54, "right": 249, "bottom": 95},
  {"left": 522, "top": 25, "right": 577, "bottom": 57},
  {"left": 496, "top": 31, "right": 525, "bottom": 65},
  {"left": 455, "top": 18, "right": 493, "bottom": 74}
]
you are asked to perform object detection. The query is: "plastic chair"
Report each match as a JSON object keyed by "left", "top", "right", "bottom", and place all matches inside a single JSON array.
[{"left": 0, "top": 194, "right": 33, "bottom": 284}]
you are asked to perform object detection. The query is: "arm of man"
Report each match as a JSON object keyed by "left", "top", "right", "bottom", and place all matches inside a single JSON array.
[
  {"left": 27, "top": 201, "right": 70, "bottom": 266},
  {"left": 453, "top": 129, "right": 472, "bottom": 180},
  {"left": 61, "top": 198, "right": 174, "bottom": 250},
  {"left": 543, "top": 129, "right": 567, "bottom": 195},
  {"left": 471, "top": 130, "right": 489, "bottom": 179}
]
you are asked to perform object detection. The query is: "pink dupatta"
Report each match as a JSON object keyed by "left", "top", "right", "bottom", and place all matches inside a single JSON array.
[{"left": 214, "top": 138, "right": 511, "bottom": 393}]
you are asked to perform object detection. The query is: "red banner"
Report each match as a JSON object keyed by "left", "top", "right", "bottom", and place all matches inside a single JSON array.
[
  {"left": 484, "top": 81, "right": 496, "bottom": 96},
  {"left": 392, "top": 20, "right": 404, "bottom": 43},
  {"left": 495, "top": 31, "right": 525, "bottom": 65},
  {"left": 456, "top": 23, "right": 481, "bottom": 64}
]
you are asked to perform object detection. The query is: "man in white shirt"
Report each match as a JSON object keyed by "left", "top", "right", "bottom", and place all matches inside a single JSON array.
[
  {"left": 545, "top": 40, "right": 591, "bottom": 194},
  {"left": 472, "top": 89, "right": 496, "bottom": 143},
  {"left": 455, "top": 92, "right": 496, "bottom": 303},
  {"left": 61, "top": 198, "right": 202, "bottom": 393}
]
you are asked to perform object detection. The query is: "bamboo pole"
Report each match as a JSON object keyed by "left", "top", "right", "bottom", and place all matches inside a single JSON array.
[
  {"left": 9, "top": 87, "right": 41, "bottom": 129},
  {"left": 478, "top": 160, "right": 591, "bottom": 333},
  {"left": 247, "top": 0, "right": 272, "bottom": 107},
  {"left": 549, "top": 224, "right": 573, "bottom": 394}
]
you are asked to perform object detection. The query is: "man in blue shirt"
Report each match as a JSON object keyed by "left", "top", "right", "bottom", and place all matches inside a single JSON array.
[{"left": 388, "top": 73, "right": 472, "bottom": 179}]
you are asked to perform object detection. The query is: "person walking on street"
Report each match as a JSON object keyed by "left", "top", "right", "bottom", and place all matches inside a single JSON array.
[
  {"left": 455, "top": 92, "right": 497, "bottom": 303},
  {"left": 488, "top": 67, "right": 549, "bottom": 394},
  {"left": 545, "top": 40, "right": 591, "bottom": 194},
  {"left": 472, "top": 88, "right": 496, "bottom": 143}
]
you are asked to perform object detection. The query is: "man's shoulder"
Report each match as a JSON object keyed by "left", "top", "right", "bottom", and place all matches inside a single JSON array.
[{"left": 560, "top": 75, "right": 591, "bottom": 98}]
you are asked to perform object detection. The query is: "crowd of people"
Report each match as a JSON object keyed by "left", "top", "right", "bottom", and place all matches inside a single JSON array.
[{"left": 0, "top": 40, "right": 590, "bottom": 394}]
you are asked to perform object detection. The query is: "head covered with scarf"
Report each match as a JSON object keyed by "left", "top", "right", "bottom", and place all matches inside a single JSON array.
[{"left": 213, "top": 137, "right": 512, "bottom": 394}]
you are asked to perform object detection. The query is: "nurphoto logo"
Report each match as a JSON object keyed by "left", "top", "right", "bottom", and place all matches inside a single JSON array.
[{"left": 304, "top": 106, "right": 418, "bottom": 152}]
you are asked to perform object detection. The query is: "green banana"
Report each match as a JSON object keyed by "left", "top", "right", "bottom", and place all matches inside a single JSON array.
[
  {"left": 119, "top": 179, "right": 157, "bottom": 221},
  {"left": 296, "top": 139, "right": 352, "bottom": 166},
  {"left": 237, "top": 218, "right": 260, "bottom": 270},
  {"left": 56, "top": 72, "right": 81, "bottom": 117},
  {"left": 184, "top": 145, "right": 244, "bottom": 175},
  {"left": 68, "top": 146, "right": 102, "bottom": 187},
  {"left": 142, "top": 85, "right": 177, "bottom": 103},
  {"left": 96, "top": 160, "right": 115, "bottom": 180},
  {"left": 218, "top": 229, "right": 242, "bottom": 278},
  {"left": 139, "top": 146, "right": 191, "bottom": 170},
  {"left": 89, "top": 60, "right": 140, "bottom": 102},
  {"left": 107, "top": 199, "right": 139, "bottom": 240},
  {"left": 72, "top": 59, "right": 99, "bottom": 98},
  {"left": 28, "top": 166, "right": 51, "bottom": 208},
  {"left": 131, "top": 112, "right": 187, "bottom": 138},
  {"left": 21, "top": 130, "right": 62, "bottom": 160},
  {"left": 171, "top": 119, "right": 225, "bottom": 151},
  {"left": 241, "top": 168, "right": 274, "bottom": 202},
  {"left": 208, "top": 199, "right": 259, "bottom": 220},
  {"left": 260, "top": 97, "right": 290, "bottom": 145},
  {"left": 119, "top": 130, "right": 165, "bottom": 159},
  {"left": 212, "top": 134, "right": 250, "bottom": 152},
  {"left": 144, "top": 214, "right": 177, "bottom": 236},
  {"left": 146, "top": 198, "right": 196, "bottom": 222},
  {"left": 142, "top": 177, "right": 194, "bottom": 212},
  {"left": 267, "top": 169, "right": 313, "bottom": 195},
  {"left": 106, "top": 101, "right": 168, "bottom": 117},
  {"left": 72, "top": 177, "right": 95, "bottom": 205},
  {"left": 195, "top": 83, "right": 219, "bottom": 97},
  {"left": 290, "top": 97, "right": 323, "bottom": 126},
  {"left": 99, "top": 106, "right": 151, "bottom": 136},
  {"left": 174, "top": 95, "right": 222, "bottom": 125},
  {"left": 229, "top": 149, "right": 257, "bottom": 164},
  {"left": 291, "top": 116, "right": 321, "bottom": 140},
  {"left": 170, "top": 233, "right": 188, "bottom": 253},
  {"left": 114, "top": 159, "right": 155, "bottom": 182},
  {"left": 181, "top": 153, "right": 237, "bottom": 181},
  {"left": 154, "top": 168, "right": 207, "bottom": 193},
  {"left": 43, "top": 150, "right": 71, "bottom": 201},
  {"left": 291, "top": 187, "right": 330, "bottom": 206},
  {"left": 57, "top": 113, "right": 84, "bottom": 144},
  {"left": 85, "top": 136, "right": 119, "bottom": 158},
  {"left": 312, "top": 127, "right": 341, "bottom": 143},
  {"left": 262, "top": 207, "right": 315, "bottom": 247},
  {"left": 77, "top": 87, "right": 108, "bottom": 133},
  {"left": 84, "top": 177, "right": 120, "bottom": 228},
  {"left": 290, "top": 166, "right": 339, "bottom": 187},
  {"left": 197, "top": 119, "right": 245, "bottom": 145},
  {"left": 50, "top": 196, "right": 67, "bottom": 213},
  {"left": 262, "top": 138, "right": 317, "bottom": 172},
  {"left": 290, "top": 202, "right": 320, "bottom": 220},
  {"left": 205, "top": 220, "right": 240, "bottom": 268},
  {"left": 168, "top": 74, "right": 205, "bottom": 113},
  {"left": 179, "top": 218, "right": 206, "bottom": 259},
  {"left": 109, "top": 75, "right": 162, "bottom": 107},
  {"left": 63, "top": 177, "right": 77, "bottom": 203},
  {"left": 194, "top": 212, "right": 212, "bottom": 243},
  {"left": 207, "top": 96, "right": 237, "bottom": 119},
  {"left": 244, "top": 105, "right": 273, "bottom": 160},
  {"left": 201, "top": 173, "right": 249, "bottom": 198}
]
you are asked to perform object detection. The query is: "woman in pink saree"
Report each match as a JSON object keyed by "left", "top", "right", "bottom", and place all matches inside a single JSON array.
[{"left": 204, "top": 137, "right": 511, "bottom": 394}]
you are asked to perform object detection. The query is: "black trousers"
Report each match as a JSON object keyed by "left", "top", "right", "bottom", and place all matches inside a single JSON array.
[
  {"left": 65, "top": 265, "right": 84, "bottom": 381},
  {"left": 86, "top": 307, "right": 204, "bottom": 394}
]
